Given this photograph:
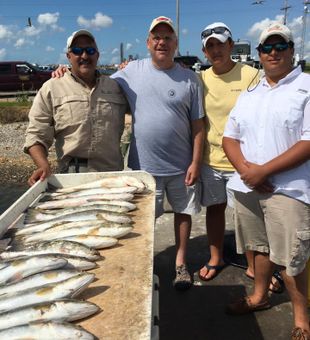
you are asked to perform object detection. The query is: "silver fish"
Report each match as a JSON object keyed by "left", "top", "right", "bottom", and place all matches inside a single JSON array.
[
  {"left": 45, "top": 186, "right": 138, "bottom": 200},
  {"left": 54, "top": 175, "right": 145, "bottom": 193},
  {"left": 0, "top": 273, "right": 95, "bottom": 313},
  {"left": 19, "top": 225, "right": 133, "bottom": 244},
  {"left": 15, "top": 219, "right": 128, "bottom": 236},
  {"left": 35, "top": 197, "right": 136, "bottom": 211},
  {"left": 0, "top": 255, "right": 67, "bottom": 285},
  {"left": 25, "top": 204, "right": 131, "bottom": 223},
  {"left": 61, "top": 235, "right": 118, "bottom": 249},
  {"left": 0, "top": 269, "right": 81, "bottom": 296},
  {"left": 0, "top": 321, "right": 95, "bottom": 339},
  {"left": 23, "top": 209, "right": 131, "bottom": 225},
  {"left": 0, "top": 299, "right": 100, "bottom": 330},
  {"left": 1, "top": 240, "right": 100, "bottom": 261}
]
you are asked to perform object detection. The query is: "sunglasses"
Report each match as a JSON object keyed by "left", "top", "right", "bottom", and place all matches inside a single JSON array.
[
  {"left": 201, "top": 26, "right": 231, "bottom": 39},
  {"left": 258, "top": 42, "right": 291, "bottom": 54},
  {"left": 70, "top": 46, "right": 97, "bottom": 56}
]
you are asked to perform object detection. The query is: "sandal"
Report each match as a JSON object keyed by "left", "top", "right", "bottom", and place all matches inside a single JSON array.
[{"left": 199, "top": 262, "right": 227, "bottom": 281}]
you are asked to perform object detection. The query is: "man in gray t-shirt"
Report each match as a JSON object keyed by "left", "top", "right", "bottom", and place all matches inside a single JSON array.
[{"left": 112, "top": 16, "right": 205, "bottom": 290}]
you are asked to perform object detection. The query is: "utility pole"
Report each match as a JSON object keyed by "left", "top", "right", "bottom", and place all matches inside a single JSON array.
[
  {"left": 300, "top": 1, "right": 310, "bottom": 61},
  {"left": 281, "top": 0, "right": 291, "bottom": 25},
  {"left": 176, "top": 0, "right": 180, "bottom": 56}
]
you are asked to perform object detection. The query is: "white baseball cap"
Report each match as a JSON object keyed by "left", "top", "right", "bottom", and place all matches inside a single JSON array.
[
  {"left": 66, "top": 29, "right": 97, "bottom": 50},
  {"left": 201, "top": 22, "right": 232, "bottom": 47},
  {"left": 258, "top": 23, "right": 294, "bottom": 45},
  {"left": 149, "top": 16, "right": 176, "bottom": 34}
]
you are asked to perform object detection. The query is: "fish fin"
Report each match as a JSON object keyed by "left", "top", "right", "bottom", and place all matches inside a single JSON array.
[{"left": 23, "top": 209, "right": 45, "bottom": 224}]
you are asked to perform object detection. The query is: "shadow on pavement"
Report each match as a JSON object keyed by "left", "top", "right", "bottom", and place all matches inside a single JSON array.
[{"left": 154, "top": 233, "right": 291, "bottom": 340}]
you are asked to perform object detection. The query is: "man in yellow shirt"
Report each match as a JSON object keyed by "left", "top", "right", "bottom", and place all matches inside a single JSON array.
[{"left": 199, "top": 22, "right": 260, "bottom": 281}]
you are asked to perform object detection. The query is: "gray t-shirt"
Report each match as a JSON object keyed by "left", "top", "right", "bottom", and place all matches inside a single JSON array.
[{"left": 111, "top": 58, "right": 204, "bottom": 176}]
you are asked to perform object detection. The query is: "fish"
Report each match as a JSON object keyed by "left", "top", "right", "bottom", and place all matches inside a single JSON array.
[
  {"left": 15, "top": 219, "right": 129, "bottom": 236},
  {"left": 1, "top": 240, "right": 100, "bottom": 261},
  {"left": 0, "top": 321, "right": 95, "bottom": 339},
  {"left": 23, "top": 209, "right": 132, "bottom": 225},
  {"left": 25, "top": 204, "right": 131, "bottom": 223},
  {"left": 0, "top": 254, "right": 67, "bottom": 285},
  {"left": 16, "top": 225, "right": 133, "bottom": 244},
  {"left": 0, "top": 269, "right": 81, "bottom": 297},
  {"left": 61, "top": 235, "right": 118, "bottom": 249},
  {"left": 54, "top": 175, "right": 146, "bottom": 193},
  {"left": 34, "top": 197, "right": 137, "bottom": 211},
  {"left": 0, "top": 299, "right": 100, "bottom": 331},
  {"left": 0, "top": 272, "right": 95, "bottom": 313},
  {"left": 44, "top": 186, "right": 138, "bottom": 200}
]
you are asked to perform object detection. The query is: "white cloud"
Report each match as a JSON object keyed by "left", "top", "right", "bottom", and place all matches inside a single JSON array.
[
  {"left": 77, "top": 12, "right": 113, "bottom": 29},
  {"left": 110, "top": 55, "right": 120, "bottom": 64},
  {"left": 182, "top": 28, "right": 188, "bottom": 35},
  {"left": 38, "top": 12, "right": 59, "bottom": 26},
  {"left": 46, "top": 46, "right": 55, "bottom": 52},
  {"left": 0, "top": 25, "right": 13, "bottom": 40},
  {"left": 126, "top": 43, "right": 132, "bottom": 51},
  {"left": 112, "top": 48, "right": 119, "bottom": 54},
  {"left": 135, "top": 38, "right": 140, "bottom": 44},
  {"left": 14, "top": 38, "right": 26, "bottom": 48},
  {"left": 24, "top": 26, "right": 42, "bottom": 37},
  {"left": 0, "top": 48, "right": 6, "bottom": 60}
]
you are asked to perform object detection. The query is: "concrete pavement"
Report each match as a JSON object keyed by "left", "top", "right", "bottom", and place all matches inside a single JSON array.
[{"left": 154, "top": 208, "right": 295, "bottom": 340}]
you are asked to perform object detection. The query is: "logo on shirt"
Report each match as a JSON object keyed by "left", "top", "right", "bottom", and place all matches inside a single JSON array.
[{"left": 168, "top": 89, "right": 176, "bottom": 97}]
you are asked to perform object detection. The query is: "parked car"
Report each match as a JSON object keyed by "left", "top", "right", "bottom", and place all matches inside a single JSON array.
[
  {"left": 174, "top": 55, "right": 211, "bottom": 72},
  {"left": 0, "top": 61, "right": 52, "bottom": 91}
]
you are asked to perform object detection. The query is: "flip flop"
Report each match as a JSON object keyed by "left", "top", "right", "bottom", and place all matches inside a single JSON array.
[
  {"left": 199, "top": 263, "right": 227, "bottom": 281},
  {"left": 245, "top": 271, "right": 285, "bottom": 294}
]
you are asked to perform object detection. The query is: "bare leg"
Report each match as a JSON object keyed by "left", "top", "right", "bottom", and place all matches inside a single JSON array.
[
  {"left": 199, "top": 203, "right": 226, "bottom": 280},
  {"left": 281, "top": 267, "right": 309, "bottom": 331},
  {"left": 249, "top": 252, "right": 274, "bottom": 304},
  {"left": 245, "top": 250, "right": 255, "bottom": 277},
  {"left": 174, "top": 212, "right": 191, "bottom": 267}
]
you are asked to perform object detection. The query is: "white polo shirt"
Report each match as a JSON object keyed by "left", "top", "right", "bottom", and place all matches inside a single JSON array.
[{"left": 224, "top": 66, "right": 310, "bottom": 204}]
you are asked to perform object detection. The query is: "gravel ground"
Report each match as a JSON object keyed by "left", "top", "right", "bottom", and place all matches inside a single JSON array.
[{"left": 0, "top": 122, "right": 57, "bottom": 185}]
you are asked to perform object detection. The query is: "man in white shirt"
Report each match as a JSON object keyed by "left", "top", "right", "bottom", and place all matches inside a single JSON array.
[{"left": 223, "top": 23, "right": 310, "bottom": 339}]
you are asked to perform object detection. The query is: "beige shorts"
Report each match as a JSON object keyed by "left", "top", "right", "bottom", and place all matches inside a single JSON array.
[
  {"left": 233, "top": 191, "right": 310, "bottom": 276},
  {"left": 154, "top": 174, "right": 201, "bottom": 218}
]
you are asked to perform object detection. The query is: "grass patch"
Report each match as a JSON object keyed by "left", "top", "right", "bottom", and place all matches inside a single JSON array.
[{"left": 0, "top": 105, "right": 30, "bottom": 124}]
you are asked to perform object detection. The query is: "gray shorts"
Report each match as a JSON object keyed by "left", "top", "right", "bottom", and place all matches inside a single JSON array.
[
  {"left": 200, "top": 164, "right": 234, "bottom": 207},
  {"left": 234, "top": 191, "right": 310, "bottom": 276},
  {"left": 155, "top": 173, "right": 201, "bottom": 218}
]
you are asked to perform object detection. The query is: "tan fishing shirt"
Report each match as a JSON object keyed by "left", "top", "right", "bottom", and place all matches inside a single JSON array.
[{"left": 24, "top": 71, "right": 128, "bottom": 172}]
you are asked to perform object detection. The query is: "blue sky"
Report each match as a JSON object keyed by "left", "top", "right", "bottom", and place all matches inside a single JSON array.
[{"left": 0, "top": 0, "right": 309, "bottom": 66}]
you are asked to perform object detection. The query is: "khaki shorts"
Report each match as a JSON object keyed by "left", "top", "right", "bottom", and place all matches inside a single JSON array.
[
  {"left": 155, "top": 174, "right": 201, "bottom": 218},
  {"left": 234, "top": 191, "right": 310, "bottom": 276}
]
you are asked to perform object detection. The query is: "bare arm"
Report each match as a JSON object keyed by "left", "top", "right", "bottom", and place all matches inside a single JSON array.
[
  {"left": 27, "top": 144, "right": 52, "bottom": 186},
  {"left": 185, "top": 118, "right": 205, "bottom": 186},
  {"left": 222, "top": 136, "right": 273, "bottom": 192}
]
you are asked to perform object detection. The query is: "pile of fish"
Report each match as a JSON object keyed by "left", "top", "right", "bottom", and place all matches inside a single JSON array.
[{"left": 0, "top": 175, "right": 146, "bottom": 339}]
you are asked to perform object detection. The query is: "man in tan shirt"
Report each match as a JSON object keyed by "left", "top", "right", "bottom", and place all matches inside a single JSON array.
[{"left": 24, "top": 29, "right": 128, "bottom": 186}]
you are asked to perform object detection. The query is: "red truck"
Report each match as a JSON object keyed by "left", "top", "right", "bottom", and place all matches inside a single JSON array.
[{"left": 0, "top": 61, "right": 52, "bottom": 92}]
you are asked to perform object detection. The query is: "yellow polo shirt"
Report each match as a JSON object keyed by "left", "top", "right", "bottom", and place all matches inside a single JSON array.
[{"left": 200, "top": 62, "right": 260, "bottom": 171}]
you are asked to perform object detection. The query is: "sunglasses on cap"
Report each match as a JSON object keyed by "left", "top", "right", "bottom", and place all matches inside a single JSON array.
[
  {"left": 257, "top": 42, "right": 292, "bottom": 54},
  {"left": 69, "top": 46, "right": 97, "bottom": 56},
  {"left": 201, "top": 26, "right": 231, "bottom": 39}
]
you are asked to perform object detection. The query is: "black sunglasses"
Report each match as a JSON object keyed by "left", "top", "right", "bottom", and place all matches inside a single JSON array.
[
  {"left": 70, "top": 46, "right": 97, "bottom": 56},
  {"left": 201, "top": 26, "right": 231, "bottom": 39},
  {"left": 257, "top": 42, "right": 291, "bottom": 54}
]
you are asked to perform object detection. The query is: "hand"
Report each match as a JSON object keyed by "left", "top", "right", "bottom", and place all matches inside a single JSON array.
[
  {"left": 28, "top": 166, "right": 51, "bottom": 186},
  {"left": 51, "top": 65, "right": 67, "bottom": 78},
  {"left": 253, "top": 181, "right": 274, "bottom": 193},
  {"left": 240, "top": 160, "right": 268, "bottom": 187},
  {"left": 185, "top": 162, "right": 200, "bottom": 186},
  {"left": 119, "top": 60, "right": 129, "bottom": 70}
]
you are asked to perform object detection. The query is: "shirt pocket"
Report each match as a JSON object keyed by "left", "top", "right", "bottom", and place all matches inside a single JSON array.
[
  {"left": 53, "top": 95, "right": 89, "bottom": 128},
  {"left": 96, "top": 94, "right": 127, "bottom": 123},
  {"left": 272, "top": 93, "right": 306, "bottom": 131}
]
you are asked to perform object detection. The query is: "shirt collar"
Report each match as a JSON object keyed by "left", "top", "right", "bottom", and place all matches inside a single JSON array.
[{"left": 261, "top": 65, "right": 302, "bottom": 88}]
